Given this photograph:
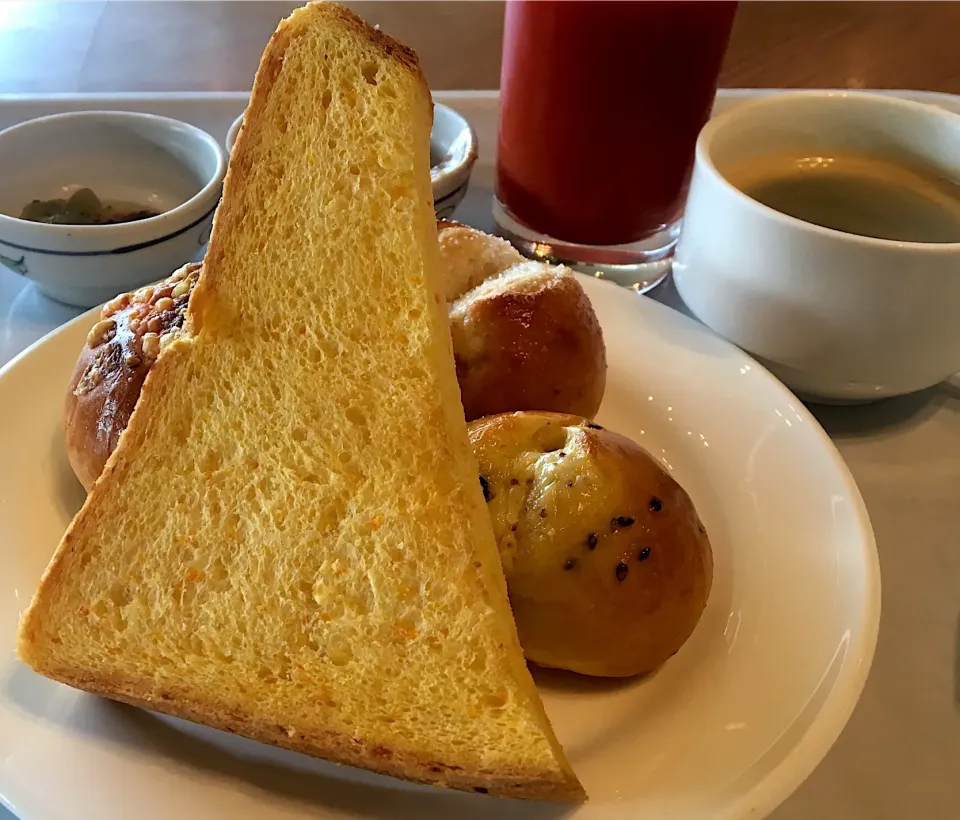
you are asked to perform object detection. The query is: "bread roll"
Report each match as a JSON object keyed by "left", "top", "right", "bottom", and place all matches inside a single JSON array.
[
  {"left": 469, "top": 411, "right": 713, "bottom": 678},
  {"left": 451, "top": 260, "right": 606, "bottom": 422},
  {"left": 64, "top": 263, "right": 201, "bottom": 491}
]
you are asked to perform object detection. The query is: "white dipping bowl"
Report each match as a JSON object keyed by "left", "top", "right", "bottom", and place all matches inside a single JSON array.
[
  {"left": 225, "top": 101, "right": 477, "bottom": 220},
  {"left": 0, "top": 111, "right": 226, "bottom": 308}
]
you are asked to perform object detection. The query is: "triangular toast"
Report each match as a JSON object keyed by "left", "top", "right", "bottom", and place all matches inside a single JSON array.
[{"left": 18, "top": 2, "right": 583, "bottom": 801}]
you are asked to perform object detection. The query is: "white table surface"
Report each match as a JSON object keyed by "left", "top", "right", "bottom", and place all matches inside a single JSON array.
[{"left": 1, "top": 91, "right": 959, "bottom": 820}]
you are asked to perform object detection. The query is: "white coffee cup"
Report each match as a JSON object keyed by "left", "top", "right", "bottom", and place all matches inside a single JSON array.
[{"left": 673, "top": 91, "right": 960, "bottom": 402}]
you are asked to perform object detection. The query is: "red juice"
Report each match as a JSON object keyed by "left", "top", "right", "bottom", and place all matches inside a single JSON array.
[{"left": 496, "top": 0, "right": 738, "bottom": 247}]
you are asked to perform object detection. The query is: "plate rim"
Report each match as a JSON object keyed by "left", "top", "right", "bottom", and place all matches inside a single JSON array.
[{"left": 581, "top": 278, "right": 882, "bottom": 819}]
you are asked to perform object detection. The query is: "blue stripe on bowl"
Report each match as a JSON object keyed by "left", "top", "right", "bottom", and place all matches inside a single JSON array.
[
  {"left": 2, "top": 184, "right": 469, "bottom": 259},
  {"left": 434, "top": 182, "right": 468, "bottom": 207},
  {"left": 0, "top": 203, "right": 219, "bottom": 257}
]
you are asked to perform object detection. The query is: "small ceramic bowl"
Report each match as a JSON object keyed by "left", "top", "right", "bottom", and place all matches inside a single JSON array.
[
  {"left": 0, "top": 111, "right": 226, "bottom": 308},
  {"left": 225, "top": 101, "right": 477, "bottom": 219}
]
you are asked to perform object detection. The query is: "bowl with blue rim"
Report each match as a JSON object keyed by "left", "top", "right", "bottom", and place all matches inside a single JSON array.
[
  {"left": 0, "top": 110, "right": 227, "bottom": 308},
  {"left": 225, "top": 100, "right": 478, "bottom": 221}
]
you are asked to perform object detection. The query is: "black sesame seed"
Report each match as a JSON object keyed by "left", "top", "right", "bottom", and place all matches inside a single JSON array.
[
  {"left": 649, "top": 496, "right": 663, "bottom": 512},
  {"left": 638, "top": 546, "right": 651, "bottom": 561},
  {"left": 615, "top": 562, "right": 629, "bottom": 582},
  {"left": 559, "top": 451, "right": 567, "bottom": 457},
  {"left": 586, "top": 532, "right": 599, "bottom": 550},
  {"left": 540, "top": 508, "right": 548, "bottom": 518},
  {"left": 563, "top": 558, "right": 577, "bottom": 571},
  {"left": 567, "top": 481, "right": 574, "bottom": 487},
  {"left": 612, "top": 516, "right": 635, "bottom": 529},
  {"left": 510, "top": 477, "right": 519, "bottom": 486},
  {"left": 479, "top": 475, "right": 491, "bottom": 502},
  {"left": 474, "top": 787, "right": 489, "bottom": 794},
  {"left": 510, "top": 523, "right": 518, "bottom": 532},
  {"left": 587, "top": 422, "right": 603, "bottom": 430}
]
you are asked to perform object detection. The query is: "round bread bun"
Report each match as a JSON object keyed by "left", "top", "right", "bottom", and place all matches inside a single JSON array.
[
  {"left": 450, "top": 259, "right": 606, "bottom": 422},
  {"left": 468, "top": 411, "right": 713, "bottom": 678},
  {"left": 438, "top": 220, "right": 606, "bottom": 422},
  {"left": 64, "top": 262, "right": 201, "bottom": 491}
]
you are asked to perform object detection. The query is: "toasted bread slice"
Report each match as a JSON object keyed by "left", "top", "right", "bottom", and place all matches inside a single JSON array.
[{"left": 17, "top": 1, "right": 583, "bottom": 801}]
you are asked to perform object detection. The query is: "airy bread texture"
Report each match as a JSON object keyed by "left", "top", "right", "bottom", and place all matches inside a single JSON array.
[
  {"left": 63, "top": 224, "right": 606, "bottom": 491},
  {"left": 19, "top": 2, "right": 582, "bottom": 801}
]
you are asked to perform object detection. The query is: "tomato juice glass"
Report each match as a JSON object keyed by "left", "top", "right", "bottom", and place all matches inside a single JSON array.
[{"left": 494, "top": 0, "right": 739, "bottom": 291}]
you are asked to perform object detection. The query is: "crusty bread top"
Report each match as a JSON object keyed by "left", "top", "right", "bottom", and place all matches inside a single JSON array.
[
  {"left": 64, "top": 263, "right": 202, "bottom": 492},
  {"left": 436, "top": 220, "right": 524, "bottom": 301},
  {"left": 17, "top": 1, "right": 583, "bottom": 802}
]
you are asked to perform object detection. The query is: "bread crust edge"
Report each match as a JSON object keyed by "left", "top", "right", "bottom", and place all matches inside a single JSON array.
[{"left": 17, "top": 661, "right": 584, "bottom": 801}]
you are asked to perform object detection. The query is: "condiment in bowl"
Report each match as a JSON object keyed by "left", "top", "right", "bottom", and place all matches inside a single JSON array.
[{"left": 19, "top": 187, "right": 160, "bottom": 226}]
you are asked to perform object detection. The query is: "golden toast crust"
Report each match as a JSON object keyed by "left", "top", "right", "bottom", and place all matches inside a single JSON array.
[{"left": 23, "top": 663, "right": 580, "bottom": 800}]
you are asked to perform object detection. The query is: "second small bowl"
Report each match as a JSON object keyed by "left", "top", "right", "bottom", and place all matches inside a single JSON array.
[{"left": 225, "top": 101, "right": 477, "bottom": 220}]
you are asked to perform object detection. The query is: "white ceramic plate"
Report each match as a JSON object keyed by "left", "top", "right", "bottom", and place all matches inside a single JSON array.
[{"left": 0, "top": 277, "right": 880, "bottom": 820}]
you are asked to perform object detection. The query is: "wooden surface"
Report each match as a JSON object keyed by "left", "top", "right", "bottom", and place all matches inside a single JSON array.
[{"left": 1, "top": 1, "right": 960, "bottom": 95}]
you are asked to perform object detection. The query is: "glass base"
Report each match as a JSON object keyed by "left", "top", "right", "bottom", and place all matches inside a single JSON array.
[{"left": 492, "top": 197, "right": 677, "bottom": 294}]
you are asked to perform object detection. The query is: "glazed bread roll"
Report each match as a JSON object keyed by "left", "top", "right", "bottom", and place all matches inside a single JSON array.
[
  {"left": 438, "top": 220, "right": 606, "bottom": 422},
  {"left": 469, "top": 411, "right": 713, "bottom": 678},
  {"left": 65, "top": 224, "right": 606, "bottom": 490},
  {"left": 450, "top": 260, "right": 606, "bottom": 422},
  {"left": 64, "top": 263, "right": 201, "bottom": 491}
]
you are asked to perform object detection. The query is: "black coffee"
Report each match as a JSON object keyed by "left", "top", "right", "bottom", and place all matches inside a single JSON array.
[{"left": 725, "top": 152, "right": 960, "bottom": 243}]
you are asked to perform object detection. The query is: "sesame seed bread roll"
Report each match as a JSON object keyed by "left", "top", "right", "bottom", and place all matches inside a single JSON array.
[{"left": 469, "top": 411, "right": 713, "bottom": 678}]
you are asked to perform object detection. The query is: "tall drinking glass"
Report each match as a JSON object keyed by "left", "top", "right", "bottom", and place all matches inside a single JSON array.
[{"left": 494, "top": 0, "right": 739, "bottom": 291}]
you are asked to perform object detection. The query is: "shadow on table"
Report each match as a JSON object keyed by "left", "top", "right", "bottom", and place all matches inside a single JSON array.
[
  {"left": 803, "top": 378, "right": 960, "bottom": 440},
  {"left": 2, "top": 278, "right": 83, "bottom": 336},
  {"left": 3, "top": 664, "right": 573, "bottom": 820}
]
